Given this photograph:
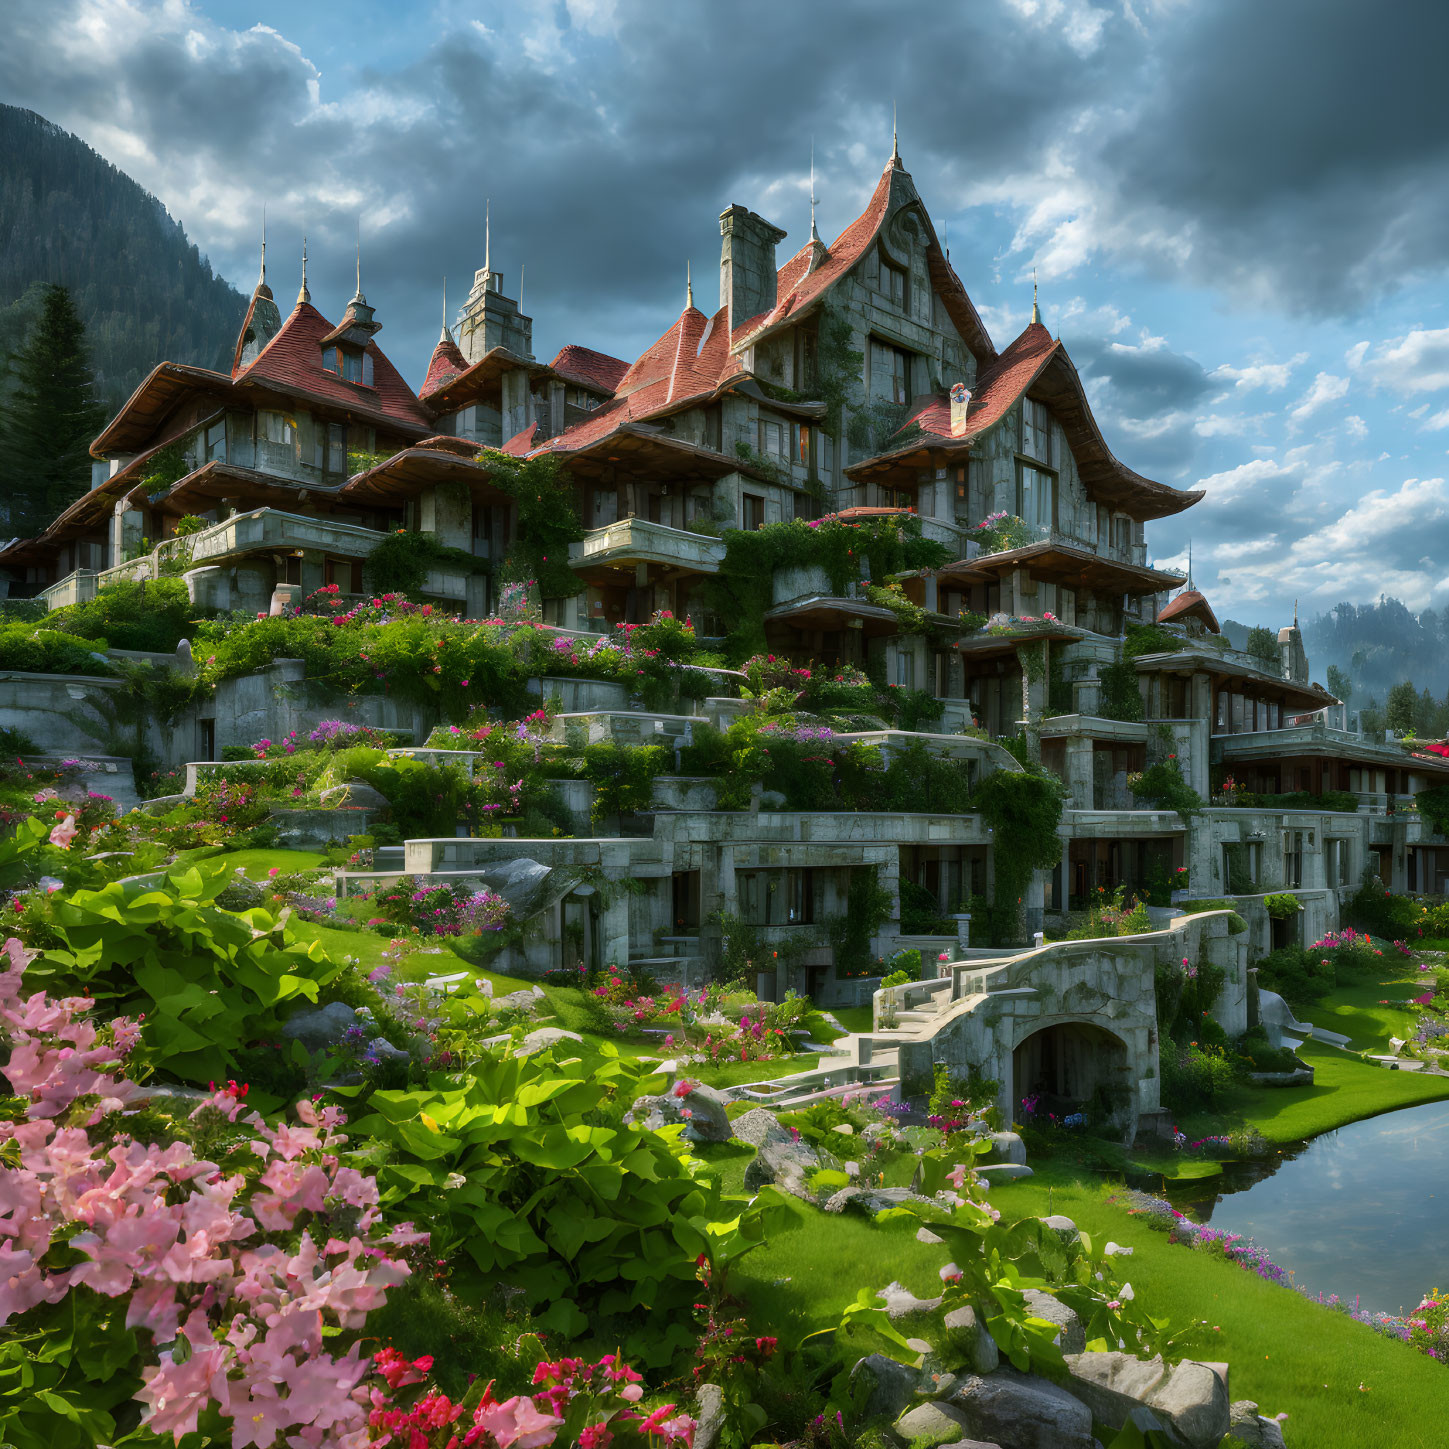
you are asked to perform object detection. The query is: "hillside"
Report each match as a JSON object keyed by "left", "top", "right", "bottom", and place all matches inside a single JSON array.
[{"left": 0, "top": 105, "right": 244, "bottom": 412}]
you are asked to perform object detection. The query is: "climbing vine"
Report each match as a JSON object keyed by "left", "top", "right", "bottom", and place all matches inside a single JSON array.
[
  {"left": 476, "top": 449, "right": 585, "bottom": 599},
  {"left": 365, "top": 530, "right": 488, "bottom": 600},
  {"left": 815, "top": 304, "right": 864, "bottom": 443},
  {"left": 972, "top": 767, "right": 1067, "bottom": 942}
]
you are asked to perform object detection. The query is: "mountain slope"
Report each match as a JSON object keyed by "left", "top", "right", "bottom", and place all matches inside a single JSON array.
[{"left": 0, "top": 105, "right": 245, "bottom": 411}]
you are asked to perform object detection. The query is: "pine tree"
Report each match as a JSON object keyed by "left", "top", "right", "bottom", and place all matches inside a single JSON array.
[
  {"left": 0, "top": 284, "right": 107, "bottom": 535},
  {"left": 1385, "top": 679, "right": 1419, "bottom": 734}
]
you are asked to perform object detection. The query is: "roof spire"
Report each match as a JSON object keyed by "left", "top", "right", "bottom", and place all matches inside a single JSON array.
[
  {"left": 1185, "top": 538, "right": 1193, "bottom": 590},
  {"left": 439, "top": 275, "right": 452, "bottom": 343},
  {"left": 686, "top": 259, "right": 693, "bottom": 309},
  {"left": 1031, "top": 267, "right": 1040, "bottom": 325},
  {"left": 518, "top": 262, "right": 525, "bottom": 317},
  {"left": 484, "top": 198, "right": 491, "bottom": 273},
  {"left": 890, "top": 100, "right": 901, "bottom": 168},
  {"left": 255, "top": 205, "right": 272, "bottom": 298},
  {"left": 297, "top": 233, "right": 309, "bottom": 305},
  {"left": 1294, "top": 597, "right": 1299, "bottom": 628},
  {"left": 352, "top": 217, "right": 366, "bottom": 305},
  {"left": 943, "top": 220, "right": 949, "bottom": 261},
  {"left": 810, "top": 138, "right": 820, "bottom": 243}
]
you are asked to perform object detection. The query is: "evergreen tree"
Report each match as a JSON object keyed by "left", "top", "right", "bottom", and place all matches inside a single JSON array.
[
  {"left": 1385, "top": 679, "right": 1419, "bottom": 734},
  {"left": 1326, "top": 663, "right": 1352, "bottom": 702},
  {"left": 0, "top": 284, "right": 106, "bottom": 534}
]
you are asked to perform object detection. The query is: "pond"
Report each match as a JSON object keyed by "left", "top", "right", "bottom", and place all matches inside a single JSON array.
[{"left": 1166, "top": 1098, "right": 1449, "bottom": 1316}]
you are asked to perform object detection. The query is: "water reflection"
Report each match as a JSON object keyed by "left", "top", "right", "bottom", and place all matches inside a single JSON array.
[{"left": 1164, "top": 1099, "right": 1449, "bottom": 1316}]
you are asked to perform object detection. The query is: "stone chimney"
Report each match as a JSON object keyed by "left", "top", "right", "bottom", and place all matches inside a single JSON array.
[{"left": 719, "top": 206, "right": 787, "bottom": 331}]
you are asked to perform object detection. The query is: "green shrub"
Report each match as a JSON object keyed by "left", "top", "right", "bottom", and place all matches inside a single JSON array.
[
  {"left": 0, "top": 623, "right": 115, "bottom": 676},
  {"left": 899, "top": 879, "right": 953, "bottom": 934},
  {"left": 1160, "top": 1041, "right": 1240, "bottom": 1112},
  {"left": 1098, "top": 659, "right": 1145, "bottom": 722},
  {"left": 1418, "top": 785, "right": 1449, "bottom": 837},
  {"left": 1263, "top": 892, "right": 1302, "bottom": 920},
  {"left": 1253, "top": 945, "right": 1334, "bottom": 1006},
  {"left": 1128, "top": 755, "right": 1203, "bottom": 820},
  {"left": 47, "top": 577, "right": 196, "bottom": 651},
  {"left": 365, "top": 528, "right": 486, "bottom": 600},
  {"left": 1345, "top": 874, "right": 1422, "bottom": 938},
  {"left": 973, "top": 767, "right": 1067, "bottom": 942}
]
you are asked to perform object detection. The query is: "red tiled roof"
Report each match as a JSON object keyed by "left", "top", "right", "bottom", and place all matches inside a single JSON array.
[
  {"left": 500, "top": 422, "right": 538, "bottom": 457},
  {"left": 1157, "top": 588, "right": 1220, "bottom": 633},
  {"left": 420, "top": 335, "right": 469, "bottom": 399},
  {"left": 236, "top": 301, "right": 432, "bottom": 435},
  {"left": 231, "top": 284, "right": 278, "bottom": 375},
  {"left": 549, "top": 344, "right": 629, "bottom": 395}
]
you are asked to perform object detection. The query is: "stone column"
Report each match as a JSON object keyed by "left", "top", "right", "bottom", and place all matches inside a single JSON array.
[
  {"left": 952, "top": 913, "right": 972, "bottom": 955},
  {"left": 1065, "top": 735, "right": 1095, "bottom": 809},
  {"left": 599, "top": 889, "right": 632, "bottom": 972}
]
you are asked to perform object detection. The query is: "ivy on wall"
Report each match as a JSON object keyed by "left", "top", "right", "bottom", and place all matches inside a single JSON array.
[
  {"left": 972, "top": 767, "right": 1067, "bottom": 942},
  {"left": 476, "top": 449, "right": 585, "bottom": 599}
]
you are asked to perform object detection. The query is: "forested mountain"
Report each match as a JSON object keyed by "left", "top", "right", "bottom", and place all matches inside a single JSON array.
[
  {"left": 1304, "top": 597, "right": 1449, "bottom": 711},
  {"left": 0, "top": 106, "right": 244, "bottom": 413}
]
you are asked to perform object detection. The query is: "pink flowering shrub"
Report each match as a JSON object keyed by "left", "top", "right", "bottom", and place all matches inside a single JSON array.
[{"left": 0, "top": 936, "right": 416, "bottom": 1446}]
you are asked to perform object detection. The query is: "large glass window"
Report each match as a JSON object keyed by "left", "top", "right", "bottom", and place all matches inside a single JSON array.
[
  {"left": 1022, "top": 398, "right": 1052, "bottom": 464},
  {"left": 869, "top": 340, "right": 911, "bottom": 404}
]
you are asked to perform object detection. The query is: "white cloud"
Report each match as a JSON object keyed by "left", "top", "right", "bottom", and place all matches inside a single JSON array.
[
  {"left": 1194, "top": 412, "right": 1272, "bottom": 438},
  {"left": 1288, "top": 371, "right": 1349, "bottom": 423},
  {"left": 1364, "top": 328, "right": 1449, "bottom": 395},
  {"left": 1343, "top": 414, "right": 1368, "bottom": 439},
  {"left": 1345, "top": 340, "right": 1370, "bottom": 370},
  {"left": 1210, "top": 353, "right": 1307, "bottom": 392},
  {"left": 1196, "top": 456, "right": 1301, "bottom": 505}
]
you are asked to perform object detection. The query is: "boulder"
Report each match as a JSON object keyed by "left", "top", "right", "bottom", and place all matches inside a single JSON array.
[
  {"left": 892, "top": 1402, "right": 973, "bottom": 1446},
  {"left": 849, "top": 1353, "right": 917, "bottom": 1421},
  {"left": 318, "top": 780, "right": 390, "bottom": 810},
  {"left": 744, "top": 1136, "right": 819, "bottom": 1193},
  {"left": 473, "top": 857, "right": 555, "bottom": 921},
  {"left": 1040, "top": 1214, "right": 1078, "bottom": 1239},
  {"left": 1147, "top": 1359, "right": 1231, "bottom": 1448},
  {"left": 986, "top": 1131, "right": 1027, "bottom": 1165},
  {"left": 493, "top": 989, "right": 544, "bottom": 1013},
  {"left": 517, "top": 1028, "right": 584, "bottom": 1055},
  {"left": 282, "top": 1001, "right": 358, "bottom": 1053},
  {"left": 944, "top": 1305, "right": 998, "bottom": 1375},
  {"left": 1063, "top": 1352, "right": 1229, "bottom": 1449},
  {"left": 950, "top": 1368, "right": 1095, "bottom": 1449},
  {"left": 629, "top": 1082, "right": 734, "bottom": 1142},
  {"left": 916, "top": 1226, "right": 945, "bottom": 1246},
  {"left": 1021, "top": 1289, "right": 1085, "bottom": 1354},
  {"left": 1228, "top": 1400, "right": 1288, "bottom": 1449},
  {"left": 878, "top": 1281, "right": 943, "bottom": 1321},
  {"left": 732, "top": 1107, "right": 791, "bottom": 1148},
  {"left": 364, "top": 1038, "right": 411, "bottom": 1064},
  {"left": 976, "top": 1163, "right": 1033, "bottom": 1183},
  {"left": 693, "top": 1384, "right": 726, "bottom": 1449}
]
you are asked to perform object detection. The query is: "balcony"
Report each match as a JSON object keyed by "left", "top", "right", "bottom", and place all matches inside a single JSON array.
[
  {"left": 161, "top": 508, "right": 386, "bottom": 569},
  {"left": 37, "top": 570, "right": 99, "bottom": 611},
  {"left": 568, "top": 518, "right": 726, "bottom": 578}
]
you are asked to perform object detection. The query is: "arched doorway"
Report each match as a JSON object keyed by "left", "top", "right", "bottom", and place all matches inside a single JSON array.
[{"left": 1012, "top": 1021, "right": 1132, "bottom": 1130}]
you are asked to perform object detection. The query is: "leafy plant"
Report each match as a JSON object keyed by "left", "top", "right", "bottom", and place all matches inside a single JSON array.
[
  {"left": 973, "top": 768, "right": 1067, "bottom": 942},
  {"left": 1263, "top": 892, "right": 1302, "bottom": 920},
  {"left": 366, "top": 528, "right": 487, "bottom": 600}
]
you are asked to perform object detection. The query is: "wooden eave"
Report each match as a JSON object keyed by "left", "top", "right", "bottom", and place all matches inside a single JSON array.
[
  {"left": 340, "top": 447, "right": 514, "bottom": 506},
  {"left": 937, "top": 541, "right": 1183, "bottom": 596},
  {"left": 234, "top": 374, "right": 430, "bottom": 445},
  {"left": 1134, "top": 649, "right": 1337, "bottom": 712},
  {"left": 763, "top": 596, "right": 901, "bottom": 637},
  {"left": 555, "top": 425, "right": 777, "bottom": 487},
  {"left": 90, "top": 363, "right": 240, "bottom": 458},
  {"left": 420, "top": 346, "right": 553, "bottom": 415},
  {"left": 150, "top": 461, "right": 357, "bottom": 518}
]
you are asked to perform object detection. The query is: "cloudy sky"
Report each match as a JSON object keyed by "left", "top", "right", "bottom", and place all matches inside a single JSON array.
[{"left": 4, "top": 0, "right": 1449, "bottom": 629}]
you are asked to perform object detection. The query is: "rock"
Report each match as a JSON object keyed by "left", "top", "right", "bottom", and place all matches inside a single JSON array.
[
  {"left": 824, "top": 1186, "right": 863, "bottom": 1214},
  {"left": 1063, "top": 1352, "right": 1229, "bottom": 1449},
  {"left": 861, "top": 1121, "right": 896, "bottom": 1142},
  {"left": 950, "top": 1368, "right": 1095, "bottom": 1449},
  {"left": 693, "top": 1384, "right": 726, "bottom": 1449},
  {"left": 1229, "top": 1400, "right": 1288, "bottom": 1449},
  {"left": 878, "top": 1281, "right": 943, "bottom": 1321},
  {"left": 976, "top": 1163, "right": 1033, "bottom": 1183},
  {"left": 849, "top": 1353, "right": 918, "bottom": 1420},
  {"left": 732, "top": 1107, "right": 791, "bottom": 1148},
  {"left": 629, "top": 1082, "right": 734, "bottom": 1142},
  {"left": 493, "top": 990, "right": 544, "bottom": 1013},
  {"left": 944, "top": 1305, "right": 998, "bottom": 1375},
  {"left": 365, "top": 1038, "right": 411, "bottom": 1064},
  {"left": 832, "top": 1123, "right": 855, "bottom": 1135},
  {"left": 986, "top": 1130, "right": 1027, "bottom": 1165},
  {"left": 893, "top": 1402, "right": 973, "bottom": 1446},
  {"left": 282, "top": 1001, "right": 358, "bottom": 1053},
  {"left": 745, "top": 1136, "right": 819, "bottom": 1193},
  {"left": 472, "top": 857, "right": 555, "bottom": 921},
  {"left": 1041, "top": 1214, "right": 1078, "bottom": 1238},
  {"left": 1021, "top": 1289, "right": 1085, "bottom": 1354},
  {"left": 1104, "top": 1241, "right": 1133, "bottom": 1257},
  {"left": 916, "top": 1226, "right": 944, "bottom": 1245},
  {"left": 846, "top": 1161, "right": 861, "bottom": 1179},
  {"left": 517, "top": 1027, "right": 584, "bottom": 1055},
  {"left": 759, "top": 788, "right": 788, "bottom": 809},
  {"left": 318, "top": 780, "right": 390, "bottom": 810},
  {"left": 1147, "top": 1359, "right": 1231, "bottom": 1448}
]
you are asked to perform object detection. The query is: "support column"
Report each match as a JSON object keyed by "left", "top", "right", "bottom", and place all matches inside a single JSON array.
[{"left": 1065, "top": 735, "right": 1095, "bottom": 809}]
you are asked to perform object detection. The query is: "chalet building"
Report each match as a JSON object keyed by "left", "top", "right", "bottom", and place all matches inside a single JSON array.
[{"left": 3, "top": 137, "right": 1447, "bottom": 1040}]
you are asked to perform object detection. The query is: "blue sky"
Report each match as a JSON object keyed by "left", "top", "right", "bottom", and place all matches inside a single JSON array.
[{"left": 5, "top": 0, "right": 1449, "bottom": 630}]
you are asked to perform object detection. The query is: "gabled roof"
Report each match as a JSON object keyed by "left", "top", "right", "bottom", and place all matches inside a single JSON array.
[
  {"left": 420, "top": 334, "right": 469, "bottom": 399},
  {"left": 549, "top": 345, "right": 629, "bottom": 395},
  {"left": 236, "top": 301, "right": 433, "bottom": 436},
  {"left": 91, "top": 362, "right": 240, "bottom": 457},
  {"left": 418, "top": 345, "right": 551, "bottom": 414},
  {"left": 850, "top": 320, "right": 1204, "bottom": 522},
  {"left": 1158, "top": 588, "right": 1220, "bottom": 633}
]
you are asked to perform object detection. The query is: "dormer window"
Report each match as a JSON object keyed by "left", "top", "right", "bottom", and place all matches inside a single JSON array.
[
  {"left": 321, "top": 345, "right": 374, "bottom": 387},
  {"left": 862, "top": 246, "right": 907, "bottom": 309}
]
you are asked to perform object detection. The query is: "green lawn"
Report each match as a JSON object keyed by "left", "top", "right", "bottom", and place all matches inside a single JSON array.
[
  {"left": 831, "top": 1005, "right": 874, "bottom": 1035},
  {"left": 985, "top": 1174, "right": 1449, "bottom": 1449},
  {"left": 207, "top": 846, "right": 328, "bottom": 877},
  {"left": 1304, "top": 959, "right": 1432, "bottom": 1052}
]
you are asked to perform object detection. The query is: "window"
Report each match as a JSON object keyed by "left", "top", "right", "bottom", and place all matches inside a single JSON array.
[
  {"left": 795, "top": 329, "right": 818, "bottom": 391},
  {"left": 820, "top": 432, "right": 835, "bottom": 481},
  {"left": 869, "top": 340, "right": 910, "bottom": 404},
  {"left": 204, "top": 418, "right": 226, "bottom": 463},
  {"left": 1018, "top": 463, "right": 1054, "bottom": 530},
  {"left": 758, "top": 419, "right": 787, "bottom": 459},
  {"left": 881, "top": 258, "right": 906, "bottom": 308},
  {"left": 324, "top": 558, "right": 364, "bottom": 593},
  {"left": 258, "top": 411, "right": 293, "bottom": 445},
  {"left": 568, "top": 387, "right": 600, "bottom": 413},
  {"left": 1022, "top": 398, "right": 1052, "bottom": 464},
  {"left": 895, "top": 650, "right": 916, "bottom": 689},
  {"left": 322, "top": 346, "right": 339, "bottom": 374},
  {"left": 1283, "top": 831, "right": 1305, "bottom": 890},
  {"left": 742, "top": 494, "right": 765, "bottom": 531},
  {"left": 313, "top": 421, "right": 347, "bottom": 473},
  {"left": 738, "top": 869, "right": 815, "bottom": 925},
  {"left": 798, "top": 424, "right": 812, "bottom": 469}
]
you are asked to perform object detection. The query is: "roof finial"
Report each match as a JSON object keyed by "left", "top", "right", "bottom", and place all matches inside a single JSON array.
[
  {"left": 439, "top": 275, "right": 451, "bottom": 343},
  {"left": 297, "top": 233, "right": 309, "bottom": 305},
  {"left": 484, "top": 198, "right": 491, "bottom": 273},
  {"left": 810, "top": 137, "right": 820, "bottom": 244},
  {"left": 352, "top": 217, "right": 365, "bottom": 305},
  {"left": 891, "top": 100, "right": 901, "bottom": 166},
  {"left": 1294, "top": 597, "right": 1299, "bottom": 629},
  {"left": 686, "top": 259, "right": 693, "bottom": 309},
  {"left": 1031, "top": 267, "right": 1040, "bottom": 325},
  {"left": 518, "top": 263, "right": 525, "bottom": 317},
  {"left": 1185, "top": 538, "right": 1193, "bottom": 590},
  {"left": 943, "top": 220, "right": 949, "bottom": 261},
  {"left": 258, "top": 204, "right": 267, "bottom": 290}
]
